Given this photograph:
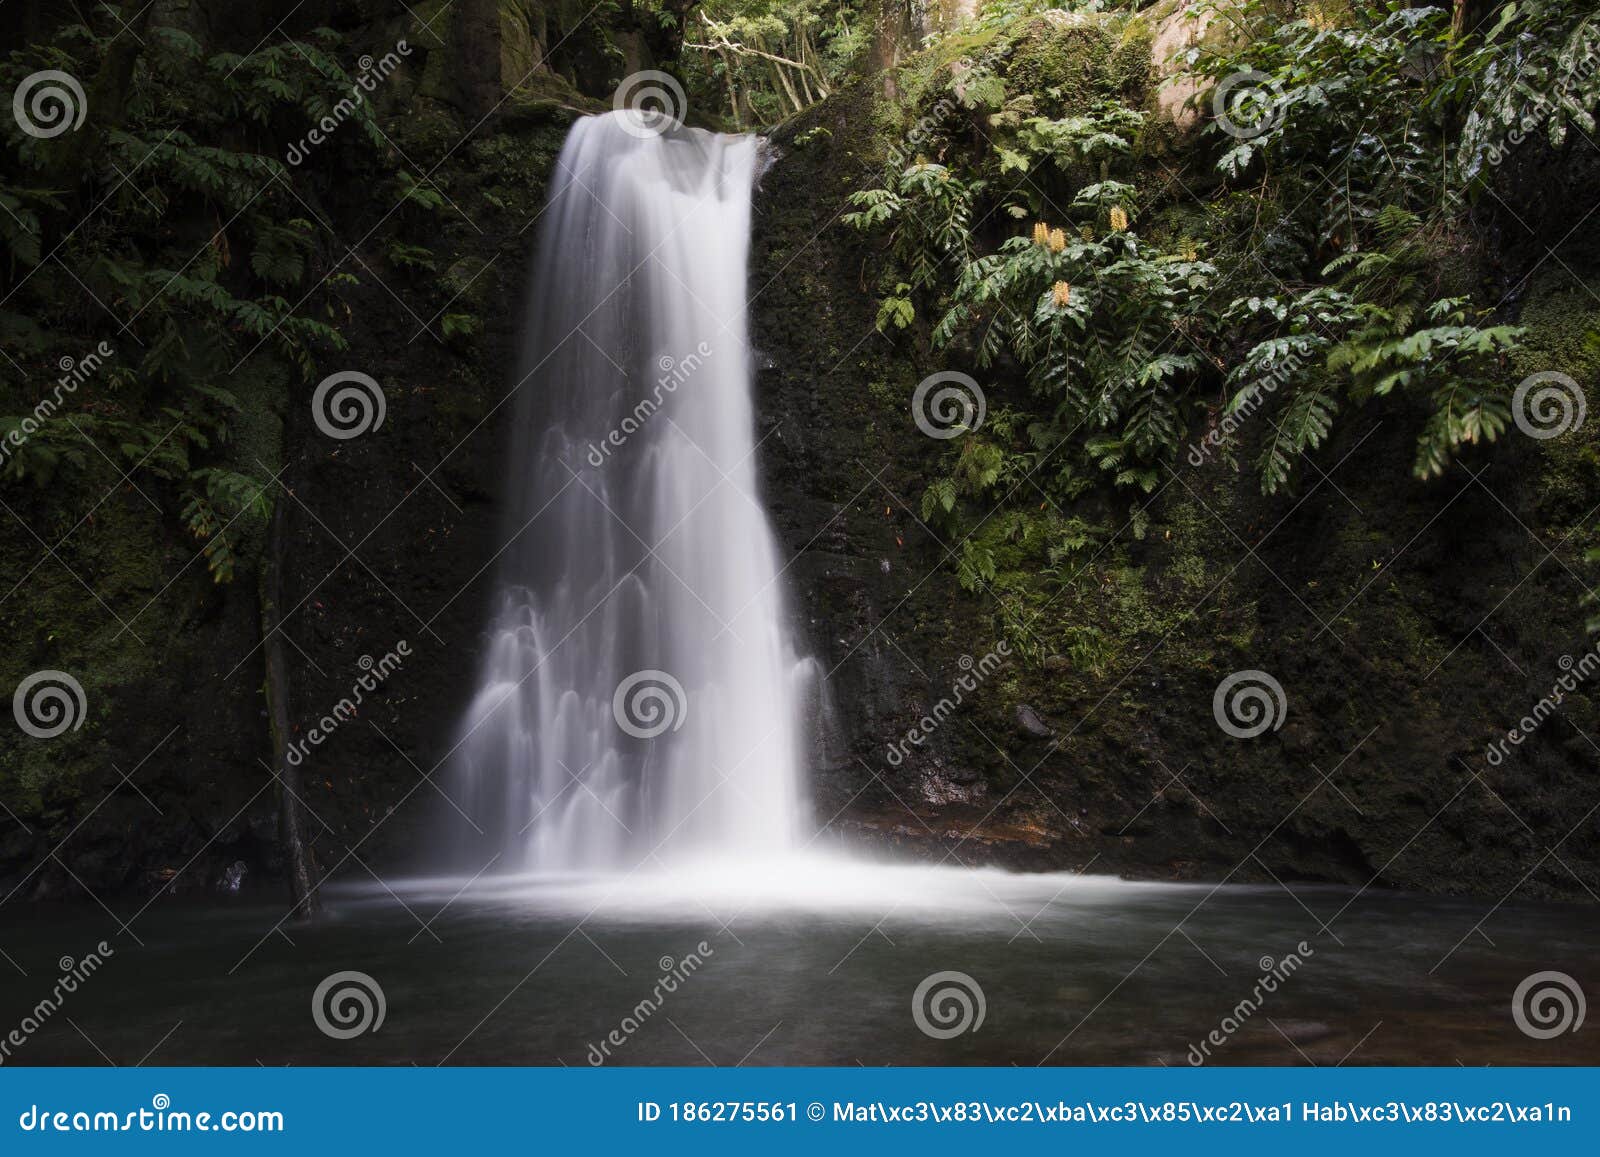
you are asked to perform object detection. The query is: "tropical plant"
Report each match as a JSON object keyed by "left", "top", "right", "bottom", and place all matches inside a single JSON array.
[{"left": 1, "top": 16, "right": 381, "bottom": 579}]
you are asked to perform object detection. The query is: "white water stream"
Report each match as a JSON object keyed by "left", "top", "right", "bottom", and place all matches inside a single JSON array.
[{"left": 450, "top": 113, "right": 818, "bottom": 871}]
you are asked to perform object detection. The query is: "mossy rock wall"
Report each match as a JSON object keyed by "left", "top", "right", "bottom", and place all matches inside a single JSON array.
[{"left": 748, "top": 52, "right": 1600, "bottom": 900}]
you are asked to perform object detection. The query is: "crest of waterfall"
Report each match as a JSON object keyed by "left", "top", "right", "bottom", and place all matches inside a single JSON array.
[{"left": 449, "top": 112, "right": 818, "bottom": 872}]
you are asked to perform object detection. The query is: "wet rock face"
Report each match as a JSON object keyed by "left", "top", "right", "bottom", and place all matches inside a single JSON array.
[{"left": 748, "top": 68, "right": 1600, "bottom": 900}]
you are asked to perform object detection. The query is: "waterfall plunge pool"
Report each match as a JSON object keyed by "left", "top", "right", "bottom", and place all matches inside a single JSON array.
[{"left": 3, "top": 856, "right": 1595, "bottom": 1066}]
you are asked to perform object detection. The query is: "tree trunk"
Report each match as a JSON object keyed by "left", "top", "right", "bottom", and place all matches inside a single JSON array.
[
  {"left": 262, "top": 495, "right": 320, "bottom": 917},
  {"left": 452, "top": 0, "right": 504, "bottom": 120},
  {"left": 45, "top": 1, "right": 156, "bottom": 184}
]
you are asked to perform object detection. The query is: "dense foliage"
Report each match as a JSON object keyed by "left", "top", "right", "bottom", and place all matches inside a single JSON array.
[
  {"left": 843, "top": 0, "right": 1600, "bottom": 595},
  {"left": 0, "top": 13, "right": 396, "bottom": 579}
]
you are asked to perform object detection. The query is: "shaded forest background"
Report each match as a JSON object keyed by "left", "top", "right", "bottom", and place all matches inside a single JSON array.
[{"left": 2, "top": 0, "right": 1599, "bottom": 908}]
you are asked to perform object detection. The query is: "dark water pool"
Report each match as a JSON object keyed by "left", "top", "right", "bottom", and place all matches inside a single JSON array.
[{"left": 2, "top": 858, "right": 1595, "bottom": 1066}]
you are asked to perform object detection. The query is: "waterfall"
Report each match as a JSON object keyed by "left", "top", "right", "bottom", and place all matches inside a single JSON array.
[{"left": 449, "top": 112, "right": 816, "bottom": 873}]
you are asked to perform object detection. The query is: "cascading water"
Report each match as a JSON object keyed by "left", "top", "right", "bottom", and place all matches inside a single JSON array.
[{"left": 449, "top": 112, "right": 818, "bottom": 873}]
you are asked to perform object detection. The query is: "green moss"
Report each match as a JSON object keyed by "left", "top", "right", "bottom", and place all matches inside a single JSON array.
[
  {"left": 1513, "top": 268, "right": 1600, "bottom": 529},
  {"left": 1109, "top": 15, "right": 1157, "bottom": 97},
  {"left": 1003, "top": 14, "right": 1148, "bottom": 111}
]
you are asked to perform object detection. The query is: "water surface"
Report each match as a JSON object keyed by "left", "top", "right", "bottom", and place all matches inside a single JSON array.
[{"left": 3, "top": 858, "right": 1594, "bottom": 1066}]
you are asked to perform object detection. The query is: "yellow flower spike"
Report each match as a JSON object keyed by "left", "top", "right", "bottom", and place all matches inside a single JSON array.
[
  {"left": 1051, "top": 281, "right": 1072, "bottom": 308},
  {"left": 1048, "top": 227, "right": 1067, "bottom": 252},
  {"left": 1109, "top": 205, "right": 1129, "bottom": 233},
  {"left": 1031, "top": 222, "right": 1050, "bottom": 247}
]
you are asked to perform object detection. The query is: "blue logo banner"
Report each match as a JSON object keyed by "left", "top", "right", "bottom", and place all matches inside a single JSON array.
[{"left": 1, "top": 1067, "right": 1593, "bottom": 1153}]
